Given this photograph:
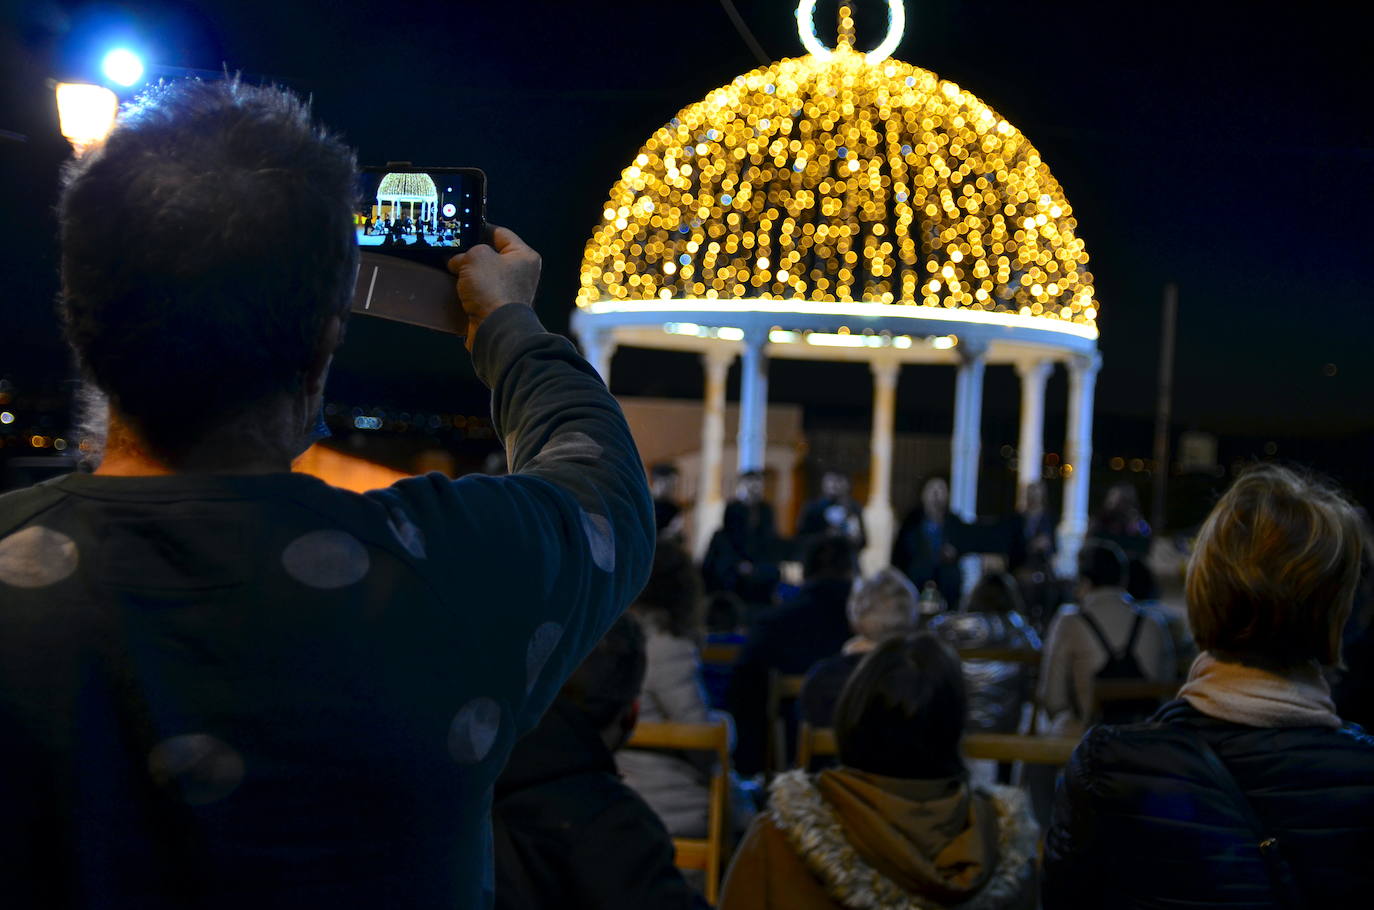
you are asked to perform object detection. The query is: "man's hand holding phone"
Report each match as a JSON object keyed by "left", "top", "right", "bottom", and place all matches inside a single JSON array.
[{"left": 447, "top": 226, "right": 542, "bottom": 353}]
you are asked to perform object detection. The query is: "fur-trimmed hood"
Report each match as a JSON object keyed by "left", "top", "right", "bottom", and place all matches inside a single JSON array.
[{"left": 766, "top": 769, "right": 1038, "bottom": 910}]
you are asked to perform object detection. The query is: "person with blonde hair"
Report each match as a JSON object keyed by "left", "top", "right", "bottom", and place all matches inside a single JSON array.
[
  {"left": 1044, "top": 464, "right": 1374, "bottom": 908},
  {"left": 799, "top": 567, "right": 920, "bottom": 728}
]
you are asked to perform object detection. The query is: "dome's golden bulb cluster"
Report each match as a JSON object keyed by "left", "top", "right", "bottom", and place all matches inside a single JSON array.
[
  {"left": 578, "top": 46, "right": 1097, "bottom": 329},
  {"left": 377, "top": 171, "right": 437, "bottom": 197}
]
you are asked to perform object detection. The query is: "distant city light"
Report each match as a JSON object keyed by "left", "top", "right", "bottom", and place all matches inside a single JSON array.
[
  {"left": 101, "top": 48, "right": 144, "bottom": 87},
  {"left": 0, "top": 411, "right": 13, "bottom": 424}
]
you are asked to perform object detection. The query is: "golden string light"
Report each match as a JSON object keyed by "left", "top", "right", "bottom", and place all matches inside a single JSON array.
[{"left": 577, "top": 3, "right": 1098, "bottom": 331}]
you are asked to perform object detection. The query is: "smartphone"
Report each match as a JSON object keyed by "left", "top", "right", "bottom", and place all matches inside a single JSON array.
[{"left": 349, "top": 164, "right": 487, "bottom": 336}]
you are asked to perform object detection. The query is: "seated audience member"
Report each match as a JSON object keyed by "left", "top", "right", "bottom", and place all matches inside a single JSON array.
[
  {"left": 720, "top": 634, "right": 1038, "bottom": 910},
  {"left": 726, "top": 537, "right": 858, "bottom": 776},
  {"left": 796, "top": 469, "right": 867, "bottom": 552},
  {"left": 892, "top": 476, "right": 966, "bottom": 610},
  {"left": 1037, "top": 539, "right": 1174, "bottom": 734},
  {"left": 0, "top": 79, "right": 654, "bottom": 907},
  {"left": 618, "top": 542, "right": 718, "bottom": 837},
  {"left": 929, "top": 572, "right": 1041, "bottom": 734},
  {"left": 494, "top": 616, "right": 703, "bottom": 910},
  {"left": 703, "top": 469, "right": 784, "bottom": 607},
  {"left": 800, "top": 567, "right": 919, "bottom": 728},
  {"left": 701, "top": 591, "right": 747, "bottom": 711},
  {"left": 1044, "top": 465, "right": 1374, "bottom": 908}
]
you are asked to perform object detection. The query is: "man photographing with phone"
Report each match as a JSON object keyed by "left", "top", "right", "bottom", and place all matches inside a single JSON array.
[{"left": 0, "top": 77, "right": 654, "bottom": 909}]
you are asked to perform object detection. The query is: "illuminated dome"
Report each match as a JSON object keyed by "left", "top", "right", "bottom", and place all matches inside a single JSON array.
[
  {"left": 578, "top": 18, "right": 1097, "bottom": 337},
  {"left": 573, "top": 2, "right": 1104, "bottom": 581},
  {"left": 377, "top": 171, "right": 437, "bottom": 197}
]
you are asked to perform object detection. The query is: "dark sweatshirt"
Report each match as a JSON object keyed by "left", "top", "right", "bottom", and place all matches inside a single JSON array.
[{"left": 0, "top": 304, "right": 654, "bottom": 909}]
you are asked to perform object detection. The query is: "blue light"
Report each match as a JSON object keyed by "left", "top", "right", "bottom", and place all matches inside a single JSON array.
[
  {"left": 679, "top": 253, "right": 691, "bottom": 265},
  {"left": 101, "top": 48, "right": 144, "bottom": 87},
  {"left": 720, "top": 194, "right": 732, "bottom": 205}
]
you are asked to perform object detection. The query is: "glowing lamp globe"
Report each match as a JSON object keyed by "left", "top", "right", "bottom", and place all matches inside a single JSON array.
[
  {"left": 55, "top": 83, "right": 119, "bottom": 156},
  {"left": 101, "top": 48, "right": 145, "bottom": 88}
]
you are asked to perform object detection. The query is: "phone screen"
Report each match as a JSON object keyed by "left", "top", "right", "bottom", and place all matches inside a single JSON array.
[{"left": 356, "top": 167, "right": 486, "bottom": 256}]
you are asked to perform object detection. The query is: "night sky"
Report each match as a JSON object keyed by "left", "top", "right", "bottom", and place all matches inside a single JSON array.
[{"left": 3, "top": 1, "right": 1371, "bottom": 467}]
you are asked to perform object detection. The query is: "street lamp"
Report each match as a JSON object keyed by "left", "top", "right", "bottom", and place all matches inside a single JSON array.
[{"left": 54, "top": 82, "right": 118, "bottom": 157}]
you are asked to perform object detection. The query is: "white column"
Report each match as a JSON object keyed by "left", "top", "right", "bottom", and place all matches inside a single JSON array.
[
  {"left": 1055, "top": 352, "right": 1102, "bottom": 577},
  {"left": 950, "top": 342, "right": 987, "bottom": 523},
  {"left": 578, "top": 329, "right": 616, "bottom": 385},
  {"left": 861, "top": 357, "right": 900, "bottom": 574},
  {"left": 736, "top": 327, "right": 769, "bottom": 472},
  {"left": 693, "top": 347, "right": 736, "bottom": 560},
  {"left": 1015, "top": 359, "right": 1053, "bottom": 507}
]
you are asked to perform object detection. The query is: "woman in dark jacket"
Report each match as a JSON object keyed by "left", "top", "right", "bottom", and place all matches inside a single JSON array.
[{"left": 1043, "top": 464, "right": 1374, "bottom": 908}]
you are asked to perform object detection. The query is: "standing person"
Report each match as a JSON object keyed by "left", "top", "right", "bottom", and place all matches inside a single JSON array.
[
  {"left": 1090, "top": 481, "right": 1151, "bottom": 560},
  {"left": 1044, "top": 465, "right": 1374, "bottom": 908},
  {"left": 1036, "top": 539, "right": 1175, "bottom": 735},
  {"left": 720, "top": 634, "right": 1039, "bottom": 910},
  {"left": 796, "top": 469, "right": 866, "bottom": 553},
  {"left": 726, "top": 537, "right": 858, "bottom": 777},
  {"left": 493, "top": 616, "right": 703, "bottom": 910},
  {"left": 0, "top": 79, "right": 654, "bottom": 909},
  {"left": 649, "top": 462, "right": 684, "bottom": 541},
  {"left": 703, "top": 469, "right": 783, "bottom": 607},
  {"left": 617, "top": 542, "right": 718, "bottom": 838},
  {"left": 892, "top": 476, "right": 966, "bottom": 610}
]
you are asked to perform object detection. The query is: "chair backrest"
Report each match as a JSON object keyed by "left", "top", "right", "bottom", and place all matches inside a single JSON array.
[
  {"left": 796, "top": 724, "right": 1079, "bottom": 769},
  {"left": 626, "top": 719, "right": 732, "bottom": 905},
  {"left": 1089, "top": 678, "right": 1179, "bottom": 724},
  {"left": 701, "top": 642, "right": 742, "bottom": 666},
  {"left": 766, "top": 671, "right": 808, "bottom": 774},
  {"left": 956, "top": 647, "right": 1042, "bottom": 666}
]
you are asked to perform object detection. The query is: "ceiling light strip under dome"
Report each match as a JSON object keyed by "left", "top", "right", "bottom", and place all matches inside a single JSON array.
[{"left": 585, "top": 299, "right": 1099, "bottom": 341}]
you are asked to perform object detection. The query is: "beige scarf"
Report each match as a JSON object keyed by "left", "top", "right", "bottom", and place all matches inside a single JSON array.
[{"left": 1178, "top": 651, "right": 1341, "bottom": 729}]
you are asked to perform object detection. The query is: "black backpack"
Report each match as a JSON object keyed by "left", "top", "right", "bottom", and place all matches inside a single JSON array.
[{"left": 1077, "top": 609, "right": 1159, "bottom": 725}]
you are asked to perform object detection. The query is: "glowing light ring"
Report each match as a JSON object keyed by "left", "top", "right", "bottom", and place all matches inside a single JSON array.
[{"left": 796, "top": 0, "right": 905, "bottom": 64}]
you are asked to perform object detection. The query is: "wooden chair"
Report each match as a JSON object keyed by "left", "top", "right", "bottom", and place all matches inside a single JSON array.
[
  {"left": 700, "top": 642, "right": 742, "bottom": 667},
  {"left": 956, "top": 647, "right": 1043, "bottom": 666},
  {"left": 626, "top": 719, "right": 732, "bottom": 905},
  {"left": 1089, "top": 678, "right": 1180, "bottom": 723},
  {"left": 797, "top": 723, "right": 1080, "bottom": 769},
  {"left": 766, "top": 670, "right": 807, "bottom": 774}
]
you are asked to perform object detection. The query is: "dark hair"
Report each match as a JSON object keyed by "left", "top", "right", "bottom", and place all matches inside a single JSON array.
[
  {"left": 560, "top": 615, "right": 647, "bottom": 731},
  {"left": 1078, "top": 538, "right": 1128, "bottom": 588},
  {"left": 1187, "top": 464, "right": 1363, "bottom": 668},
  {"left": 59, "top": 77, "right": 358, "bottom": 460},
  {"left": 803, "top": 535, "right": 858, "bottom": 580},
  {"left": 633, "top": 541, "right": 704, "bottom": 639},
  {"left": 964, "top": 572, "right": 1025, "bottom": 616},
  {"left": 1126, "top": 558, "right": 1160, "bottom": 602},
  {"left": 650, "top": 463, "right": 679, "bottom": 479},
  {"left": 834, "top": 633, "right": 966, "bottom": 779},
  {"left": 705, "top": 591, "right": 745, "bottom": 634}
]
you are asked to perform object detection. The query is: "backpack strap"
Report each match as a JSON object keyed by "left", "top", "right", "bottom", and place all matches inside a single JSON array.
[
  {"left": 1180, "top": 725, "right": 1306, "bottom": 909},
  {"left": 1122, "top": 608, "right": 1145, "bottom": 653},
  {"left": 1075, "top": 609, "right": 1117, "bottom": 660}
]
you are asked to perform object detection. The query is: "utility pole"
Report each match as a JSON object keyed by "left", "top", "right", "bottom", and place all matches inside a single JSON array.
[{"left": 1151, "top": 283, "right": 1178, "bottom": 533}]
